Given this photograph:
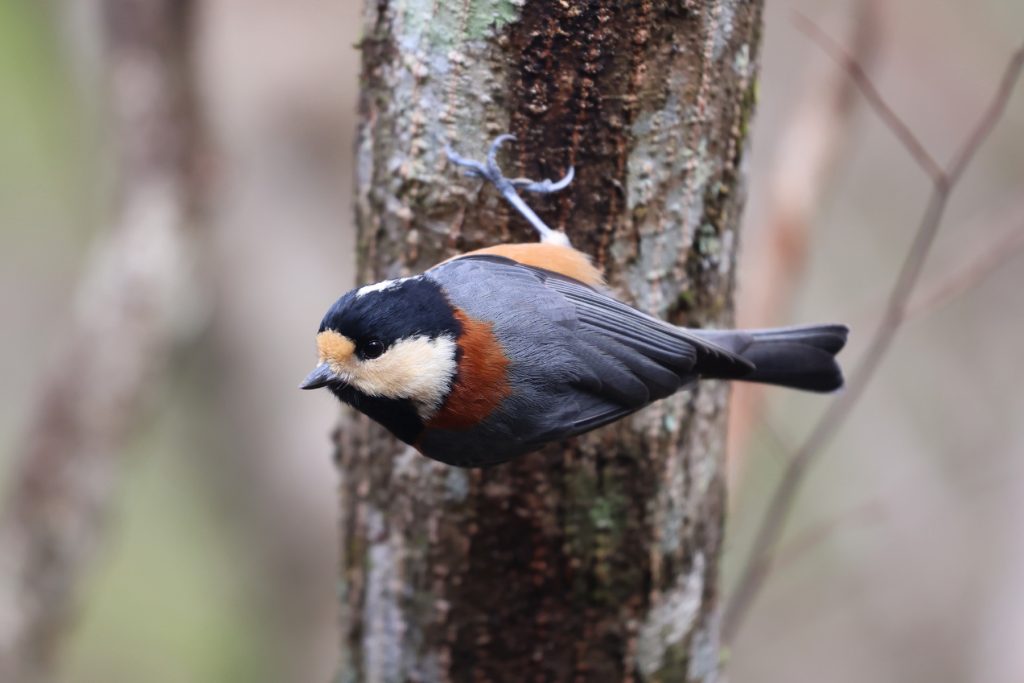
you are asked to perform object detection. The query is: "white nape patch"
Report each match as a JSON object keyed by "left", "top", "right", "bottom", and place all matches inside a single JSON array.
[
  {"left": 356, "top": 276, "right": 420, "bottom": 298},
  {"left": 335, "top": 334, "right": 457, "bottom": 421}
]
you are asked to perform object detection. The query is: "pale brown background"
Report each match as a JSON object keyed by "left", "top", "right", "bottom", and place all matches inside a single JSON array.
[{"left": 1, "top": 1, "right": 1022, "bottom": 681}]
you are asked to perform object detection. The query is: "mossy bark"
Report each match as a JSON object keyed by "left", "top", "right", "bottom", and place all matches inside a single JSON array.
[{"left": 337, "top": 1, "right": 763, "bottom": 681}]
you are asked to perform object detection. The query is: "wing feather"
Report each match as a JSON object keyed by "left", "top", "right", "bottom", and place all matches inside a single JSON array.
[{"left": 540, "top": 273, "right": 753, "bottom": 377}]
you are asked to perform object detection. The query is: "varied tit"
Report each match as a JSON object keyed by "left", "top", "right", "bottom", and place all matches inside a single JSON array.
[{"left": 302, "top": 136, "right": 848, "bottom": 468}]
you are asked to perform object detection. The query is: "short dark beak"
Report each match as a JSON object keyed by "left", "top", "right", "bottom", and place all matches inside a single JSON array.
[{"left": 300, "top": 363, "right": 335, "bottom": 390}]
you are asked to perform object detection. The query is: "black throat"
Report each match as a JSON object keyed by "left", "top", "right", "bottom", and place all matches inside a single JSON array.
[{"left": 329, "top": 384, "right": 425, "bottom": 445}]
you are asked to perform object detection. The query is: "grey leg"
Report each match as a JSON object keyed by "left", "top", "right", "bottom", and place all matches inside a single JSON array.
[{"left": 446, "top": 134, "right": 574, "bottom": 247}]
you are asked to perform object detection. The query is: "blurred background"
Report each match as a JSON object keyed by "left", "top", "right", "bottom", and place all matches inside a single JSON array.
[{"left": 0, "top": 1, "right": 1021, "bottom": 682}]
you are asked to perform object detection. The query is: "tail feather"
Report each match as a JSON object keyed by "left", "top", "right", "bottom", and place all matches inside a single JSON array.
[{"left": 693, "top": 324, "right": 848, "bottom": 393}]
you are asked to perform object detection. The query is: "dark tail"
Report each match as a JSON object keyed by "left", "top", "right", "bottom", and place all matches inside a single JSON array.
[{"left": 693, "top": 324, "right": 849, "bottom": 392}]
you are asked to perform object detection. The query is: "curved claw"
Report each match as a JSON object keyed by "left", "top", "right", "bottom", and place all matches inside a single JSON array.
[
  {"left": 445, "top": 134, "right": 574, "bottom": 246},
  {"left": 517, "top": 166, "right": 575, "bottom": 194}
]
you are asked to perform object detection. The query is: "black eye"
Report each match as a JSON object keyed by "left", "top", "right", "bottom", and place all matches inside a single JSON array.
[{"left": 363, "top": 339, "right": 385, "bottom": 359}]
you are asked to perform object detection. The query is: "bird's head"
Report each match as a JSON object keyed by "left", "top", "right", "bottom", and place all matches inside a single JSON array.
[{"left": 300, "top": 276, "right": 462, "bottom": 442}]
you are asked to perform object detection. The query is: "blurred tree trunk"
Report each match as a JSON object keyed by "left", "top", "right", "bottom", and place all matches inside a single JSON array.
[
  {"left": 338, "top": 2, "right": 763, "bottom": 681},
  {"left": 0, "top": 1, "right": 199, "bottom": 681}
]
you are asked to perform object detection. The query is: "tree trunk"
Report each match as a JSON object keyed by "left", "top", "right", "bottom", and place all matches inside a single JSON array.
[{"left": 338, "top": 2, "right": 763, "bottom": 681}]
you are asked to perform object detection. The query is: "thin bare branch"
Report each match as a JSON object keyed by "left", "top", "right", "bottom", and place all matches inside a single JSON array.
[
  {"left": 947, "top": 47, "right": 1024, "bottom": 184},
  {"left": 792, "top": 10, "right": 945, "bottom": 184},
  {"left": 723, "top": 26, "right": 1024, "bottom": 644},
  {"left": 906, "top": 224, "right": 1024, "bottom": 321},
  {"left": 839, "top": 195, "right": 1024, "bottom": 328}
]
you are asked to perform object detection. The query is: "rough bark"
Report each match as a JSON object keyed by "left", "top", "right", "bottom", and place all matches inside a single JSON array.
[{"left": 338, "top": 2, "right": 763, "bottom": 681}]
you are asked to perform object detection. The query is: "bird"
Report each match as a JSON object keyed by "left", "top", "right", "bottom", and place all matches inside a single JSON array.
[{"left": 301, "top": 135, "right": 848, "bottom": 468}]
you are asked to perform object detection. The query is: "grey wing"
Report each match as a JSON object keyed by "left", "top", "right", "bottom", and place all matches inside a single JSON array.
[
  {"left": 437, "top": 254, "right": 754, "bottom": 378},
  {"left": 533, "top": 269, "right": 754, "bottom": 379},
  {"left": 428, "top": 255, "right": 751, "bottom": 449}
]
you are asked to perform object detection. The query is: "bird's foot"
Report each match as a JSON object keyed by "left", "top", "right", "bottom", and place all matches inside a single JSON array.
[{"left": 446, "top": 134, "right": 574, "bottom": 247}]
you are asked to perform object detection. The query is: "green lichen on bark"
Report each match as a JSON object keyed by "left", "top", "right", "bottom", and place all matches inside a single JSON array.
[{"left": 339, "top": 1, "right": 764, "bottom": 681}]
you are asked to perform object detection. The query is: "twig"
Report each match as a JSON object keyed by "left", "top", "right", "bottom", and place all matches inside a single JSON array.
[
  {"left": 905, "top": 218, "right": 1024, "bottom": 321},
  {"left": 722, "top": 20, "right": 1024, "bottom": 644},
  {"left": 0, "top": 2, "right": 200, "bottom": 681},
  {"left": 840, "top": 196, "right": 1024, "bottom": 329},
  {"left": 791, "top": 11, "right": 945, "bottom": 184},
  {"left": 906, "top": 226, "right": 1024, "bottom": 320}
]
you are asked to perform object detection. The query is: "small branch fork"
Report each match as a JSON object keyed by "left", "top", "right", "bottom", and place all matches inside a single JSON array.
[
  {"left": 446, "top": 134, "right": 575, "bottom": 247},
  {"left": 722, "top": 15, "right": 1024, "bottom": 644}
]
